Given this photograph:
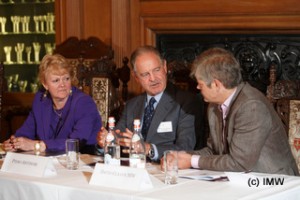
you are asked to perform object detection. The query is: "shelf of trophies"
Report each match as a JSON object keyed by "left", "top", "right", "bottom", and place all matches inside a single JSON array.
[{"left": 0, "top": 0, "right": 55, "bottom": 93}]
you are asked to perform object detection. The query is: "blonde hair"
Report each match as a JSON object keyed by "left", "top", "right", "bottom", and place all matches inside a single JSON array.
[{"left": 38, "top": 54, "right": 78, "bottom": 85}]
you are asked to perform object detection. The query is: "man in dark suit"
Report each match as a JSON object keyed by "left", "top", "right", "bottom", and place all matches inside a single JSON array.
[
  {"left": 174, "top": 47, "right": 299, "bottom": 175},
  {"left": 97, "top": 45, "right": 205, "bottom": 161}
]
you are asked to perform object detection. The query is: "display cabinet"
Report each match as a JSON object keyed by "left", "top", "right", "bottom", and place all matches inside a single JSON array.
[{"left": 0, "top": 0, "right": 55, "bottom": 93}]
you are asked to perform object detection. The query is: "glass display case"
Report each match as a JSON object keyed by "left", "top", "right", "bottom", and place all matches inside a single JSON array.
[{"left": 0, "top": 0, "right": 55, "bottom": 93}]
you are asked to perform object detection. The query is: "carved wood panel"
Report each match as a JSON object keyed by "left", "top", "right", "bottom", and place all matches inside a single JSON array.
[{"left": 158, "top": 34, "right": 300, "bottom": 94}]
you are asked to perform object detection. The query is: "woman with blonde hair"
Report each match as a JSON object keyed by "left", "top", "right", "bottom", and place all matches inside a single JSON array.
[{"left": 3, "top": 54, "right": 101, "bottom": 154}]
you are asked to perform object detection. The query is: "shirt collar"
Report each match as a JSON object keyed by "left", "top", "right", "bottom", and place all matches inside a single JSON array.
[
  {"left": 221, "top": 88, "right": 237, "bottom": 116},
  {"left": 146, "top": 91, "right": 163, "bottom": 106}
]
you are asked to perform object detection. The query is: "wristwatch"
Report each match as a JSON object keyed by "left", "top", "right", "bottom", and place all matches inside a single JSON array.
[{"left": 148, "top": 144, "right": 155, "bottom": 159}]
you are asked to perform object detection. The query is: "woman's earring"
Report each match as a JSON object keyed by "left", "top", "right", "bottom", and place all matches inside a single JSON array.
[
  {"left": 69, "top": 89, "right": 72, "bottom": 96},
  {"left": 43, "top": 90, "right": 48, "bottom": 98}
]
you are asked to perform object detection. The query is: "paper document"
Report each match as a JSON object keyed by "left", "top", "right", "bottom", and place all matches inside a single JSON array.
[{"left": 179, "top": 170, "right": 228, "bottom": 181}]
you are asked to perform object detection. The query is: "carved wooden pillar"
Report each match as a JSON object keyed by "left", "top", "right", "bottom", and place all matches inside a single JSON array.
[{"left": 111, "top": 0, "right": 131, "bottom": 68}]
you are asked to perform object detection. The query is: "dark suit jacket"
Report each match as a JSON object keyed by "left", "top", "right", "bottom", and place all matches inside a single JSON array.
[
  {"left": 193, "top": 82, "right": 299, "bottom": 175},
  {"left": 116, "top": 82, "right": 205, "bottom": 159},
  {"left": 15, "top": 87, "right": 102, "bottom": 154}
]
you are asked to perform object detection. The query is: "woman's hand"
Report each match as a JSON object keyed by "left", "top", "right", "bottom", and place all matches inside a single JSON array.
[
  {"left": 3, "top": 135, "right": 17, "bottom": 152},
  {"left": 3, "top": 135, "right": 38, "bottom": 152}
]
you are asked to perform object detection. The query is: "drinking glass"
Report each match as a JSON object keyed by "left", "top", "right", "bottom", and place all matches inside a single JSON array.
[
  {"left": 65, "top": 139, "right": 79, "bottom": 170},
  {"left": 164, "top": 150, "right": 178, "bottom": 184}
]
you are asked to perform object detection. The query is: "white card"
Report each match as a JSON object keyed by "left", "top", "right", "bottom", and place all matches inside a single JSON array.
[
  {"left": 1, "top": 152, "right": 57, "bottom": 177},
  {"left": 89, "top": 163, "right": 153, "bottom": 191},
  {"left": 157, "top": 121, "right": 173, "bottom": 133}
]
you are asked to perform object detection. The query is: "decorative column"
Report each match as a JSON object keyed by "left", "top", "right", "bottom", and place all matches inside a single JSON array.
[{"left": 111, "top": 0, "right": 131, "bottom": 68}]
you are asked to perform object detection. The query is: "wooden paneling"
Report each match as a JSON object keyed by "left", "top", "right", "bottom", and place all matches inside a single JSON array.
[
  {"left": 55, "top": 0, "right": 300, "bottom": 95},
  {"left": 127, "top": 0, "right": 300, "bottom": 95},
  {"left": 139, "top": 0, "right": 300, "bottom": 16},
  {"left": 55, "top": 0, "right": 112, "bottom": 45},
  {"left": 55, "top": 0, "right": 83, "bottom": 44},
  {"left": 82, "top": 0, "right": 112, "bottom": 45}
]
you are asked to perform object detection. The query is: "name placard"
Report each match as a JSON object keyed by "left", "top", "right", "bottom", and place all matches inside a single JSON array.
[
  {"left": 89, "top": 163, "right": 153, "bottom": 191},
  {"left": 1, "top": 152, "right": 57, "bottom": 177}
]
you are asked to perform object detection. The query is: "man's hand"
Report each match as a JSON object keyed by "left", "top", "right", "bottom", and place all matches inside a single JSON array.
[
  {"left": 97, "top": 127, "right": 107, "bottom": 148},
  {"left": 177, "top": 151, "right": 192, "bottom": 169},
  {"left": 160, "top": 151, "right": 192, "bottom": 171}
]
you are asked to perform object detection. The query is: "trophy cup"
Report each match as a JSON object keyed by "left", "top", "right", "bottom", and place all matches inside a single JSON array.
[
  {"left": 33, "top": 42, "right": 41, "bottom": 63},
  {"left": 4, "top": 46, "right": 12, "bottom": 64},
  {"left": 44, "top": 43, "right": 54, "bottom": 55},
  {"left": 26, "top": 46, "right": 32, "bottom": 64},
  {"left": 46, "top": 13, "right": 55, "bottom": 33},
  {"left": 21, "top": 16, "right": 30, "bottom": 33},
  {"left": 39, "top": 15, "right": 46, "bottom": 32},
  {"left": 18, "top": 80, "right": 28, "bottom": 93},
  {"left": 6, "top": 76, "right": 13, "bottom": 92},
  {"left": 15, "top": 43, "right": 25, "bottom": 64},
  {"left": 0, "top": 17, "right": 7, "bottom": 33},
  {"left": 30, "top": 83, "right": 38, "bottom": 93},
  {"left": 11, "top": 16, "right": 21, "bottom": 33},
  {"left": 11, "top": 74, "right": 19, "bottom": 92},
  {"left": 33, "top": 16, "right": 40, "bottom": 32}
]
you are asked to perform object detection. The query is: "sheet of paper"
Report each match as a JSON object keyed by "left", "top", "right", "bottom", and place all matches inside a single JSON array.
[{"left": 179, "top": 170, "right": 228, "bottom": 181}]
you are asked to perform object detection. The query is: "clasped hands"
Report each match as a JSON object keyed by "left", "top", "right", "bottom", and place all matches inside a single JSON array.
[
  {"left": 96, "top": 127, "right": 151, "bottom": 154},
  {"left": 3, "top": 135, "right": 44, "bottom": 152}
]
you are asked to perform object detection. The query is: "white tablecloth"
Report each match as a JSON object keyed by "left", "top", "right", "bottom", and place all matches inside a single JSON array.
[{"left": 0, "top": 154, "right": 300, "bottom": 200}]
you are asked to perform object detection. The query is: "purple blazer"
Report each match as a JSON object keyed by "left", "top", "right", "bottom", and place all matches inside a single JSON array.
[{"left": 15, "top": 86, "right": 102, "bottom": 154}]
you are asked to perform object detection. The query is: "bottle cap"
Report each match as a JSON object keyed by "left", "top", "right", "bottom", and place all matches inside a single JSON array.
[
  {"left": 108, "top": 116, "right": 115, "bottom": 128},
  {"left": 133, "top": 119, "right": 140, "bottom": 125},
  {"left": 108, "top": 117, "right": 115, "bottom": 123},
  {"left": 133, "top": 119, "right": 141, "bottom": 129}
]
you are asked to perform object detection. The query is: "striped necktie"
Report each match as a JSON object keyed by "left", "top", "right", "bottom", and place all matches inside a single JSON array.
[{"left": 142, "top": 97, "right": 156, "bottom": 140}]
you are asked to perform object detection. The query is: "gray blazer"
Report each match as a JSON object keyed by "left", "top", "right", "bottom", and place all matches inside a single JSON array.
[
  {"left": 116, "top": 82, "right": 204, "bottom": 159},
  {"left": 193, "top": 82, "right": 299, "bottom": 175}
]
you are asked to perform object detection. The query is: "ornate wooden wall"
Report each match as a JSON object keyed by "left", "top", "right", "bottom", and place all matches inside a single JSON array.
[
  {"left": 157, "top": 34, "right": 300, "bottom": 95},
  {"left": 55, "top": 0, "right": 300, "bottom": 96}
]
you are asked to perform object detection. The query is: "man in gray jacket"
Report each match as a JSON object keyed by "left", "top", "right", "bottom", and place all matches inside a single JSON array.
[
  {"left": 97, "top": 45, "right": 205, "bottom": 161},
  {"left": 175, "top": 47, "right": 298, "bottom": 175}
]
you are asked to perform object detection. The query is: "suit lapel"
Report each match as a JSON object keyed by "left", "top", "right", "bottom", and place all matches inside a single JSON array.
[
  {"left": 146, "top": 86, "right": 175, "bottom": 141},
  {"left": 221, "top": 82, "right": 246, "bottom": 153},
  {"left": 133, "top": 95, "right": 146, "bottom": 127},
  {"left": 212, "top": 105, "right": 225, "bottom": 154}
]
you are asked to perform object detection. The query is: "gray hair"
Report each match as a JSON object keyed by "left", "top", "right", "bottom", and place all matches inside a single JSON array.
[
  {"left": 130, "top": 45, "right": 165, "bottom": 72},
  {"left": 191, "top": 47, "right": 242, "bottom": 89}
]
